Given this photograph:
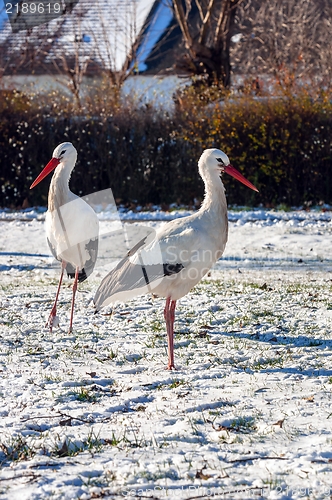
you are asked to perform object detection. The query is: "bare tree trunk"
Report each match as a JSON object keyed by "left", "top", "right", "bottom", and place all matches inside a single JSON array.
[{"left": 172, "top": 0, "right": 243, "bottom": 87}]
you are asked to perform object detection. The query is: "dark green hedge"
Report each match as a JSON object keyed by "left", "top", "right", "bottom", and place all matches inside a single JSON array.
[{"left": 0, "top": 91, "right": 331, "bottom": 208}]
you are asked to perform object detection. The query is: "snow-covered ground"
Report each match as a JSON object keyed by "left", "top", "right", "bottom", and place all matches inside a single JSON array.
[{"left": 0, "top": 209, "right": 332, "bottom": 499}]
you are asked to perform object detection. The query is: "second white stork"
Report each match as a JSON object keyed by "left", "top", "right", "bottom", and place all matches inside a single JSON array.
[
  {"left": 30, "top": 142, "right": 99, "bottom": 333},
  {"left": 94, "top": 148, "right": 258, "bottom": 369}
]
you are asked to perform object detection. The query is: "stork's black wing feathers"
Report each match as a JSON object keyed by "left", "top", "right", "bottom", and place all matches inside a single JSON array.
[
  {"left": 66, "top": 263, "right": 88, "bottom": 283},
  {"left": 66, "top": 237, "right": 98, "bottom": 282},
  {"left": 163, "top": 263, "right": 184, "bottom": 276},
  {"left": 94, "top": 234, "right": 184, "bottom": 310},
  {"left": 47, "top": 237, "right": 98, "bottom": 283}
]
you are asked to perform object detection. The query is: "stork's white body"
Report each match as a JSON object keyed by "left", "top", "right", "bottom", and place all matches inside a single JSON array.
[
  {"left": 30, "top": 142, "right": 99, "bottom": 332},
  {"left": 151, "top": 204, "right": 228, "bottom": 301},
  {"left": 94, "top": 148, "right": 256, "bottom": 369},
  {"left": 101, "top": 183, "right": 228, "bottom": 305},
  {"left": 46, "top": 190, "right": 99, "bottom": 273}
]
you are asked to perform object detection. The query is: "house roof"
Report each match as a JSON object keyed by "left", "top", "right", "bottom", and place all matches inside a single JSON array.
[
  {"left": 0, "top": 0, "right": 233, "bottom": 78},
  {"left": 133, "top": 0, "right": 174, "bottom": 73},
  {"left": 0, "top": 0, "right": 155, "bottom": 76}
]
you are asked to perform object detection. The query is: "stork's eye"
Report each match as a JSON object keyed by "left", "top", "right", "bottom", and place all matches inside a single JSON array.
[
  {"left": 60, "top": 150, "right": 66, "bottom": 156},
  {"left": 216, "top": 157, "right": 224, "bottom": 165}
]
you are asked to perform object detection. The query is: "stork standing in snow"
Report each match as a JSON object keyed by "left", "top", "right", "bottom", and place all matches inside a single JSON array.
[
  {"left": 94, "top": 149, "right": 258, "bottom": 369},
  {"left": 30, "top": 142, "right": 99, "bottom": 333}
]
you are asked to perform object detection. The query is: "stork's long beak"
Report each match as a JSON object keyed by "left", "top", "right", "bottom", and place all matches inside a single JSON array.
[
  {"left": 30, "top": 157, "right": 60, "bottom": 189},
  {"left": 224, "top": 164, "right": 259, "bottom": 192}
]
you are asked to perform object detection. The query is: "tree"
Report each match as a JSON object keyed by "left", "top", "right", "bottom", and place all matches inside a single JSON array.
[
  {"left": 172, "top": 0, "right": 244, "bottom": 87},
  {"left": 231, "top": 0, "right": 332, "bottom": 91}
]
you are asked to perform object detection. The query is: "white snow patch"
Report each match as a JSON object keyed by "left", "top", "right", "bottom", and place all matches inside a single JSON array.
[{"left": 0, "top": 209, "right": 332, "bottom": 498}]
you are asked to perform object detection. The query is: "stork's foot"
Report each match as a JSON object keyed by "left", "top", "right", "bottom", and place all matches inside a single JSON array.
[
  {"left": 46, "top": 307, "right": 59, "bottom": 332},
  {"left": 166, "top": 363, "right": 177, "bottom": 371}
]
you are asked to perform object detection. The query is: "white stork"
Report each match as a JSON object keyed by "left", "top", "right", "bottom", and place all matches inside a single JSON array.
[
  {"left": 30, "top": 142, "right": 99, "bottom": 333},
  {"left": 94, "top": 148, "right": 258, "bottom": 369}
]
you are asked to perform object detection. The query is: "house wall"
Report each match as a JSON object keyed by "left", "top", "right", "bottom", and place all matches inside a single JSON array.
[{"left": 0, "top": 74, "right": 189, "bottom": 108}]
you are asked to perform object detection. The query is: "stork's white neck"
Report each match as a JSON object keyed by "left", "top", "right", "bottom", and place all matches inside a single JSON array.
[
  {"left": 48, "top": 162, "right": 75, "bottom": 212},
  {"left": 199, "top": 169, "right": 227, "bottom": 216}
]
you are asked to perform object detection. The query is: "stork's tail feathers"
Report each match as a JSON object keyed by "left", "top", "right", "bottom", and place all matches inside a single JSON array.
[
  {"left": 67, "top": 266, "right": 87, "bottom": 283},
  {"left": 93, "top": 260, "right": 184, "bottom": 311}
]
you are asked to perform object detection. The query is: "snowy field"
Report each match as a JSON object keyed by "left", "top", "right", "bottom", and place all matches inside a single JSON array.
[{"left": 0, "top": 208, "right": 332, "bottom": 499}]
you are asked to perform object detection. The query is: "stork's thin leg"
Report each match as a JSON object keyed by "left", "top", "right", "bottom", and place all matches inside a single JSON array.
[
  {"left": 164, "top": 297, "right": 171, "bottom": 365},
  {"left": 68, "top": 267, "right": 79, "bottom": 333},
  {"left": 164, "top": 297, "right": 177, "bottom": 370},
  {"left": 47, "top": 260, "right": 66, "bottom": 332}
]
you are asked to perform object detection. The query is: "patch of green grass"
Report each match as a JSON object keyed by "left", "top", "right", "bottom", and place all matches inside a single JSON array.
[
  {"left": 142, "top": 334, "right": 164, "bottom": 349},
  {"left": 54, "top": 429, "right": 104, "bottom": 457},
  {"left": 0, "top": 310, "right": 23, "bottom": 326},
  {"left": 71, "top": 386, "right": 99, "bottom": 403},
  {"left": 103, "top": 431, "right": 127, "bottom": 447},
  {"left": 106, "top": 347, "right": 118, "bottom": 359},
  {"left": 0, "top": 435, "right": 36, "bottom": 463},
  {"left": 230, "top": 416, "right": 257, "bottom": 433},
  {"left": 253, "top": 356, "right": 284, "bottom": 370},
  {"left": 256, "top": 309, "right": 282, "bottom": 319},
  {"left": 143, "top": 378, "right": 187, "bottom": 391},
  {"left": 149, "top": 319, "right": 164, "bottom": 333},
  {"left": 137, "top": 467, "right": 179, "bottom": 482},
  {"left": 169, "top": 379, "right": 186, "bottom": 389},
  {"left": 42, "top": 373, "right": 63, "bottom": 383},
  {"left": 26, "top": 346, "right": 44, "bottom": 356},
  {"left": 95, "top": 346, "right": 119, "bottom": 363},
  {"left": 285, "top": 284, "right": 308, "bottom": 294}
]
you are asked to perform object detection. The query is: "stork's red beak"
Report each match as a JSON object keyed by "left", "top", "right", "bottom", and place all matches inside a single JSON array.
[
  {"left": 224, "top": 164, "right": 259, "bottom": 192},
  {"left": 30, "top": 157, "right": 60, "bottom": 189}
]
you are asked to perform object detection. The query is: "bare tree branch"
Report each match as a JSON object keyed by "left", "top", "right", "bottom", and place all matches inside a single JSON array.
[
  {"left": 172, "top": 0, "right": 243, "bottom": 87},
  {"left": 198, "top": 0, "right": 218, "bottom": 46},
  {"left": 231, "top": 0, "right": 332, "bottom": 91},
  {"left": 172, "top": 0, "right": 194, "bottom": 55},
  {"left": 194, "top": 0, "right": 205, "bottom": 23}
]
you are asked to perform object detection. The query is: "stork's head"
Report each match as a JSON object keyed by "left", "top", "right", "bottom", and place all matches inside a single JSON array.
[
  {"left": 30, "top": 142, "right": 77, "bottom": 189},
  {"left": 52, "top": 142, "right": 77, "bottom": 164},
  {"left": 199, "top": 148, "right": 258, "bottom": 192}
]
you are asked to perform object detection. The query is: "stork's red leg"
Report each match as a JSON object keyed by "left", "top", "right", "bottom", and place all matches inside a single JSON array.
[
  {"left": 68, "top": 266, "right": 79, "bottom": 333},
  {"left": 164, "top": 297, "right": 177, "bottom": 370},
  {"left": 47, "top": 260, "right": 66, "bottom": 332}
]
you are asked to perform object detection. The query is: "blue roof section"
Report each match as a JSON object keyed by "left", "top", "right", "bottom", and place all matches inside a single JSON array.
[
  {"left": 0, "top": 2, "right": 9, "bottom": 29},
  {"left": 135, "top": 0, "right": 173, "bottom": 72}
]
